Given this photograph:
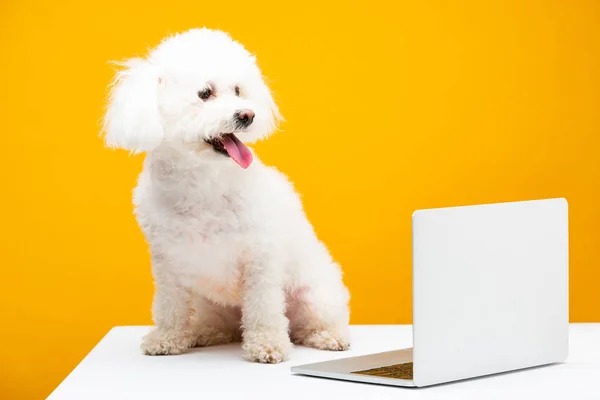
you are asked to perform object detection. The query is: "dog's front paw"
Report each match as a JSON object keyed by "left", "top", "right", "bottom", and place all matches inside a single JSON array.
[
  {"left": 242, "top": 341, "right": 289, "bottom": 364},
  {"left": 141, "top": 328, "right": 196, "bottom": 355},
  {"left": 293, "top": 329, "right": 350, "bottom": 351},
  {"left": 242, "top": 332, "right": 292, "bottom": 364}
]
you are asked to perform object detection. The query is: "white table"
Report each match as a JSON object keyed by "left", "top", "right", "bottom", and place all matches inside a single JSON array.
[{"left": 48, "top": 324, "right": 600, "bottom": 399}]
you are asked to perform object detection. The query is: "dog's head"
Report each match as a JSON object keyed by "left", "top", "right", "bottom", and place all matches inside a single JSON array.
[{"left": 102, "top": 28, "right": 281, "bottom": 168}]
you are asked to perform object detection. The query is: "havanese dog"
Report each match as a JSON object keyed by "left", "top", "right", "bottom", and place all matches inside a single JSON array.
[{"left": 102, "top": 28, "right": 350, "bottom": 363}]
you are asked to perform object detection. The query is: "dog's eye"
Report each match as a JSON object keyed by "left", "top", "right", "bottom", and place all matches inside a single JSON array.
[
  {"left": 234, "top": 86, "right": 241, "bottom": 97},
  {"left": 198, "top": 88, "right": 213, "bottom": 100}
]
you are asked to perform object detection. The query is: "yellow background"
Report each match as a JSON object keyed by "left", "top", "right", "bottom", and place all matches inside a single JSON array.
[{"left": 1, "top": 0, "right": 599, "bottom": 398}]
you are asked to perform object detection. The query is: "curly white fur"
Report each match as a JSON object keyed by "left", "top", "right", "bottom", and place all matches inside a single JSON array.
[{"left": 102, "top": 28, "right": 350, "bottom": 363}]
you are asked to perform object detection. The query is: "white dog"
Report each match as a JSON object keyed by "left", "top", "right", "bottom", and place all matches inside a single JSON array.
[{"left": 102, "top": 28, "right": 350, "bottom": 363}]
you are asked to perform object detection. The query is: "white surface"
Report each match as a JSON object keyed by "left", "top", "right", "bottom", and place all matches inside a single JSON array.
[
  {"left": 48, "top": 324, "right": 600, "bottom": 400},
  {"left": 412, "top": 198, "right": 569, "bottom": 386}
]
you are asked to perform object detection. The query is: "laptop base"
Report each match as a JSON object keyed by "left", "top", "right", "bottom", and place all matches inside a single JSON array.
[{"left": 291, "top": 348, "right": 416, "bottom": 387}]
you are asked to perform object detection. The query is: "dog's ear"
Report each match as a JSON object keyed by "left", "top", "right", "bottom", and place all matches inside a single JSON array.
[
  {"left": 102, "top": 58, "right": 164, "bottom": 153},
  {"left": 260, "top": 77, "right": 284, "bottom": 134},
  {"left": 267, "top": 88, "right": 283, "bottom": 133}
]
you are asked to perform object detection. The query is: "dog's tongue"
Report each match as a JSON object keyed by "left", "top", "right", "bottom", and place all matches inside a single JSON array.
[{"left": 219, "top": 134, "right": 253, "bottom": 169}]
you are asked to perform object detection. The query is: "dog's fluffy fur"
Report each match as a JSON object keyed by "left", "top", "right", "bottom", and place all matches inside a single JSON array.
[{"left": 102, "top": 28, "right": 350, "bottom": 363}]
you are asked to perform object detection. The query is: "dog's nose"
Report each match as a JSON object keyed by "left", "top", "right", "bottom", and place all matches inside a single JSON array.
[{"left": 235, "top": 109, "right": 255, "bottom": 128}]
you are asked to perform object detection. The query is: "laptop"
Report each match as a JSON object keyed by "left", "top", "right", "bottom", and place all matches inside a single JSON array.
[{"left": 291, "top": 198, "right": 569, "bottom": 387}]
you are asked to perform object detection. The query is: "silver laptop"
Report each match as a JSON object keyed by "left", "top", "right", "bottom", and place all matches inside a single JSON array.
[{"left": 291, "top": 198, "right": 569, "bottom": 387}]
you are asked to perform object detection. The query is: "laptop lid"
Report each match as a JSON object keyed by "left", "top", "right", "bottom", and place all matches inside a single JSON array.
[{"left": 411, "top": 198, "right": 569, "bottom": 387}]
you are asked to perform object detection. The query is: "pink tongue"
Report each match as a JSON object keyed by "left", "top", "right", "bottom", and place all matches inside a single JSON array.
[{"left": 219, "top": 134, "right": 253, "bottom": 169}]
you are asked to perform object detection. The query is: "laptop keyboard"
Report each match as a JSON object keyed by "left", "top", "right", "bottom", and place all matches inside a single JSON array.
[{"left": 351, "top": 362, "right": 413, "bottom": 380}]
